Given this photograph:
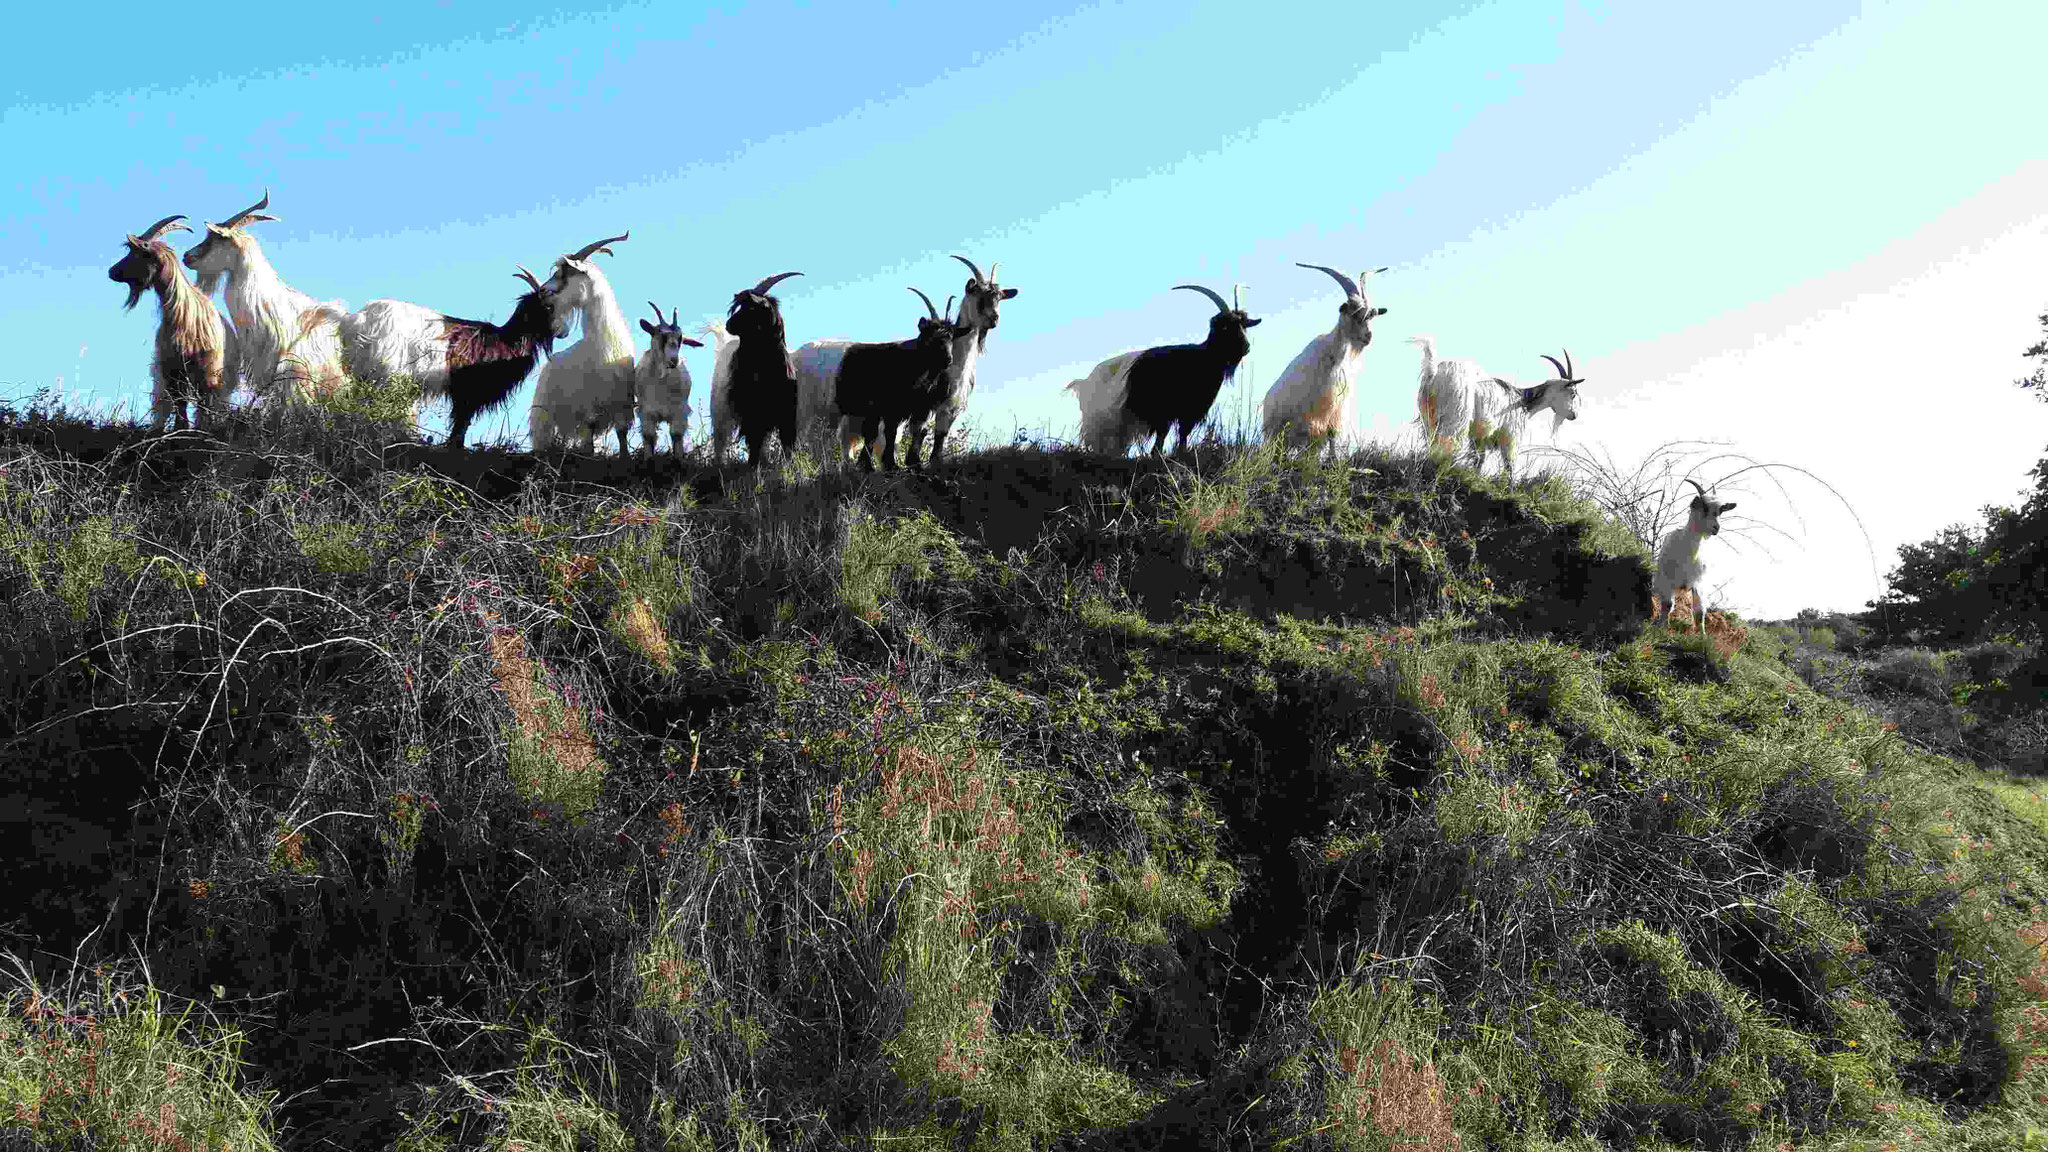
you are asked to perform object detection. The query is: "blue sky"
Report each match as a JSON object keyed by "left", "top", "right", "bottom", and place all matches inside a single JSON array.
[{"left": 4, "top": 0, "right": 2044, "bottom": 619}]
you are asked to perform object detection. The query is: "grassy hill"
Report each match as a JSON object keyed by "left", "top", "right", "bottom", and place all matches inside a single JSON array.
[{"left": 3, "top": 400, "right": 2047, "bottom": 1152}]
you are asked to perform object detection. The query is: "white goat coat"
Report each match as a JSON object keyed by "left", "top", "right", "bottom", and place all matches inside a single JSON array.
[
  {"left": 791, "top": 339, "right": 857, "bottom": 457},
  {"left": 634, "top": 348, "right": 693, "bottom": 454},
  {"left": 1064, "top": 350, "right": 1148, "bottom": 455},
  {"left": 211, "top": 241, "right": 349, "bottom": 406},
  {"left": 529, "top": 275, "right": 637, "bottom": 452},
  {"left": 1263, "top": 326, "right": 1363, "bottom": 447}
]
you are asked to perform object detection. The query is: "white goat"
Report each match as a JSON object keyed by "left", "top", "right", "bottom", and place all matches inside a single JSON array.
[
  {"left": 180, "top": 190, "right": 350, "bottom": 409},
  {"left": 1652, "top": 479, "right": 1737, "bottom": 630},
  {"left": 528, "top": 233, "right": 636, "bottom": 454},
  {"left": 1262, "top": 263, "right": 1387, "bottom": 455},
  {"left": 634, "top": 301, "right": 702, "bottom": 456},
  {"left": 1411, "top": 336, "right": 1582, "bottom": 478},
  {"left": 107, "top": 214, "right": 230, "bottom": 432},
  {"left": 701, "top": 319, "right": 743, "bottom": 465}
]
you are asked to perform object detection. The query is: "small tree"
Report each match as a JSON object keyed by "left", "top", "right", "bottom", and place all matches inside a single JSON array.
[{"left": 2020, "top": 304, "right": 2048, "bottom": 399}]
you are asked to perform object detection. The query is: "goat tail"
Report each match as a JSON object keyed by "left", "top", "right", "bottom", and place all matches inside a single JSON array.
[{"left": 1407, "top": 334, "right": 1438, "bottom": 381}]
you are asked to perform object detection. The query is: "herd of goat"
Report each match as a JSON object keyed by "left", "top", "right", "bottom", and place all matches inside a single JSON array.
[{"left": 103, "top": 191, "right": 1732, "bottom": 620}]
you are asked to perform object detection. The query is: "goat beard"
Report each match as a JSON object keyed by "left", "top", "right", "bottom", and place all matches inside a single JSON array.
[
  {"left": 194, "top": 269, "right": 224, "bottom": 296},
  {"left": 121, "top": 283, "right": 146, "bottom": 311}
]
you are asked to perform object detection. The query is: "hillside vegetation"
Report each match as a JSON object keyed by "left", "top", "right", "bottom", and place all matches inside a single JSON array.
[{"left": 4, "top": 399, "right": 2048, "bottom": 1152}]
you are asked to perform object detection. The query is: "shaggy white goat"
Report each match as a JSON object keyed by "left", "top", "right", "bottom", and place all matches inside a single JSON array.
[
  {"left": 1411, "top": 336, "right": 1582, "bottom": 478},
  {"left": 181, "top": 190, "right": 350, "bottom": 409},
  {"left": 1652, "top": 479, "right": 1737, "bottom": 630},
  {"left": 108, "top": 214, "right": 230, "bottom": 432},
  {"left": 1262, "top": 263, "right": 1387, "bottom": 455},
  {"left": 634, "top": 301, "right": 702, "bottom": 456},
  {"left": 528, "top": 233, "right": 636, "bottom": 453},
  {"left": 701, "top": 319, "right": 743, "bottom": 465}
]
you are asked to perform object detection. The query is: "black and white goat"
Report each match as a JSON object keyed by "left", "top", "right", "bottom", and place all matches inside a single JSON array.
[
  {"left": 634, "top": 302, "right": 702, "bottom": 456},
  {"left": 1066, "top": 284, "right": 1260, "bottom": 458},
  {"left": 840, "top": 254, "right": 1020, "bottom": 470},
  {"left": 1262, "top": 263, "right": 1388, "bottom": 455},
  {"left": 715, "top": 271, "right": 805, "bottom": 469},
  {"left": 1652, "top": 479, "right": 1737, "bottom": 630},
  {"left": 1412, "top": 337, "right": 1582, "bottom": 478},
  {"left": 341, "top": 267, "right": 567, "bottom": 449},
  {"left": 529, "top": 233, "right": 636, "bottom": 453},
  {"left": 109, "top": 213, "right": 230, "bottom": 432},
  {"left": 794, "top": 288, "right": 963, "bottom": 473},
  {"left": 181, "top": 190, "right": 350, "bottom": 408}
]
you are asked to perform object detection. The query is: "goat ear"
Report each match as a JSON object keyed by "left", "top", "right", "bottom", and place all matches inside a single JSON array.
[
  {"left": 242, "top": 213, "right": 279, "bottom": 225},
  {"left": 1719, "top": 503, "right": 1737, "bottom": 514},
  {"left": 1371, "top": 306, "right": 1388, "bottom": 317},
  {"left": 640, "top": 319, "right": 657, "bottom": 336},
  {"left": 680, "top": 336, "right": 704, "bottom": 347},
  {"left": 1242, "top": 317, "right": 1263, "bottom": 328},
  {"left": 1000, "top": 288, "right": 1019, "bottom": 300}
]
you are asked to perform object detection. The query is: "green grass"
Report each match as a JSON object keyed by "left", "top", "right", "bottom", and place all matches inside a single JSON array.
[{"left": 3, "top": 406, "right": 2047, "bottom": 1150}]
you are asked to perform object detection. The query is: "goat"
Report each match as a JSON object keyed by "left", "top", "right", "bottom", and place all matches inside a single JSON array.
[
  {"left": 719, "top": 271, "right": 806, "bottom": 469},
  {"left": 1652, "top": 478, "right": 1737, "bottom": 631},
  {"left": 108, "top": 213, "right": 229, "bottom": 432},
  {"left": 1411, "top": 337, "right": 1581, "bottom": 478},
  {"left": 1262, "top": 263, "right": 1388, "bottom": 456},
  {"left": 794, "top": 288, "right": 963, "bottom": 473},
  {"left": 700, "top": 319, "right": 743, "bottom": 465},
  {"left": 1066, "top": 284, "right": 1260, "bottom": 458},
  {"left": 528, "top": 233, "right": 636, "bottom": 454},
  {"left": 181, "top": 190, "right": 349, "bottom": 408},
  {"left": 842, "top": 254, "right": 1021, "bottom": 470},
  {"left": 634, "top": 302, "right": 703, "bottom": 456},
  {"left": 341, "top": 267, "right": 567, "bottom": 449}
]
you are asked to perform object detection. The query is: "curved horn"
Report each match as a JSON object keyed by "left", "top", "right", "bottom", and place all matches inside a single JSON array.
[
  {"left": 907, "top": 286, "right": 940, "bottom": 320},
  {"left": 648, "top": 300, "right": 669, "bottom": 327},
  {"left": 1296, "top": 262, "right": 1361, "bottom": 300},
  {"left": 219, "top": 189, "right": 271, "bottom": 229},
  {"left": 1563, "top": 349, "right": 1577, "bottom": 380},
  {"left": 750, "top": 271, "right": 804, "bottom": 294},
  {"left": 137, "top": 214, "right": 190, "bottom": 242},
  {"left": 987, "top": 261, "right": 1000, "bottom": 284},
  {"left": 568, "top": 232, "right": 629, "bottom": 261},
  {"left": 1173, "top": 284, "right": 1232, "bottom": 314},
  {"left": 945, "top": 294, "right": 957, "bottom": 323},
  {"left": 1542, "top": 354, "right": 1569, "bottom": 380},
  {"left": 513, "top": 265, "right": 544, "bottom": 292},
  {"left": 1684, "top": 478, "right": 1708, "bottom": 499},
  {"left": 950, "top": 254, "right": 986, "bottom": 284},
  {"left": 670, "top": 305, "right": 679, "bottom": 328}
]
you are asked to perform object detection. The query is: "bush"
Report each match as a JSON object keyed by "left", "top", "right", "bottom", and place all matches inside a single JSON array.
[{"left": 1867, "top": 648, "right": 1951, "bottom": 698}]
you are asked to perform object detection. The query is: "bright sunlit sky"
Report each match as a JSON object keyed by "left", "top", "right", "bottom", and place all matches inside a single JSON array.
[{"left": 4, "top": 0, "right": 2044, "bottom": 621}]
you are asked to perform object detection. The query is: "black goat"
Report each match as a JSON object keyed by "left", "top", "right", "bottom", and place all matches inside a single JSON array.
[
  {"left": 1067, "top": 284, "right": 1261, "bottom": 458},
  {"left": 720, "top": 271, "right": 805, "bottom": 469},
  {"left": 827, "top": 288, "right": 964, "bottom": 473},
  {"left": 340, "top": 266, "right": 565, "bottom": 449}
]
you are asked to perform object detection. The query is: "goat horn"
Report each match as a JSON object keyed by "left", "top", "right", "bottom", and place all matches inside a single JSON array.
[
  {"left": 513, "top": 265, "right": 544, "bottom": 292},
  {"left": 1296, "top": 263, "right": 1361, "bottom": 301},
  {"left": 944, "top": 294, "right": 957, "bottom": 324},
  {"left": 1173, "top": 284, "right": 1232, "bottom": 314},
  {"left": 987, "top": 261, "right": 1000, "bottom": 283},
  {"left": 908, "top": 286, "right": 941, "bottom": 320},
  {"left": 219, "top": 189, "right": 271, "bottom": 230},
  {"left": 1542, "top": 354, "right": 1569, "bottom": 380},
  {"left": 750, "top": 271, "right": 804, "bottom": 294},
  {"left": 648, "top": 300, "right": 668, "bottom": 326},
  {"left": 566, "top": 232, "right": 628, "bottom": 262},
  {"left": 950, "top": 254, "right": 986, "bottom": 284},
  {"left": 137, "top": 214, "right": 191, "bottom": 242},
  {"left": 670, "top": 305, "right": 680, "bottom": 328},
  {"left": 1684, "top": 478, "right": 1708, "bottom": 498},
  {"left": 1563, "top": 349, "right": 1577, "bottom": 380}
]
